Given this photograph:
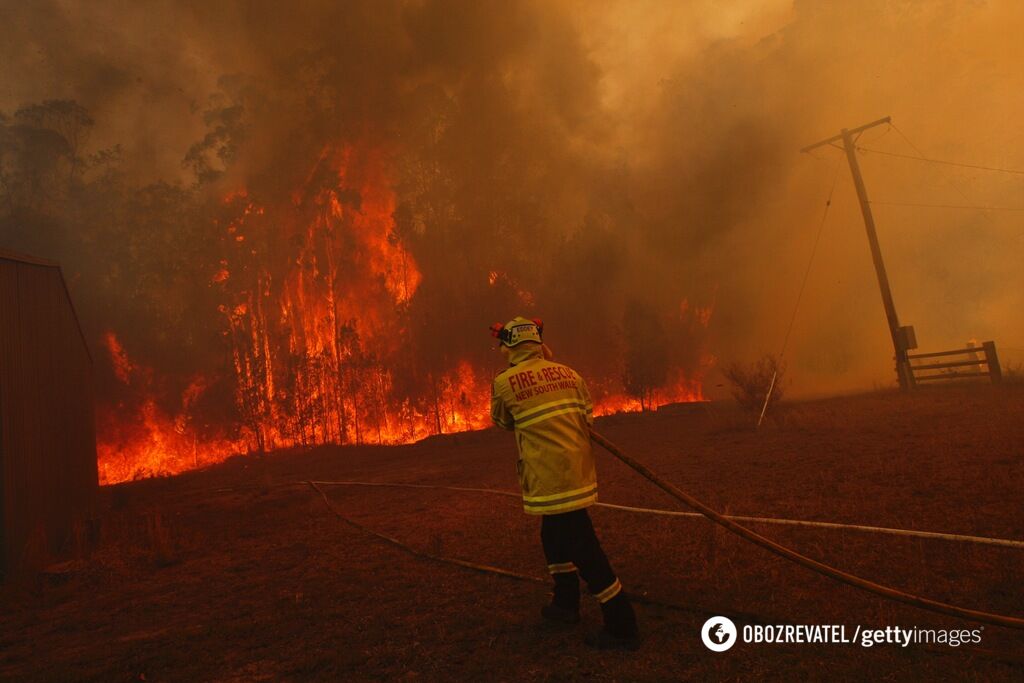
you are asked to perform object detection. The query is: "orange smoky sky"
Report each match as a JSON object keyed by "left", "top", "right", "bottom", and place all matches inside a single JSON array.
[{"left": 2, "top": 0, "right": 1023, "bottom": 403}]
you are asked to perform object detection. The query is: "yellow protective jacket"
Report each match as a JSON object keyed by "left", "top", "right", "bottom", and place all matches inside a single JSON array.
[{"left": 491, "top": 344, "right": 597, "bottom": 515}]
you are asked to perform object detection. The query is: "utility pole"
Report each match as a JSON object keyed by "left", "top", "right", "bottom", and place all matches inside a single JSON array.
[{"left": 802, "top": 116, "right": 914, "bottom": 390}]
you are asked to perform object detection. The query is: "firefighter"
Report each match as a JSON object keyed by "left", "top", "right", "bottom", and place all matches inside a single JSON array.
[{"left": 490, "top": 316, "right": 639, "bottom": 650}]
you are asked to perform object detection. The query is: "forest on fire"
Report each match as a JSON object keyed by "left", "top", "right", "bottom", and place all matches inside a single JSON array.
[
  {"left": 10, "top": 1, "right": 1016, "bottom": 485},
  {"left": 0, "top": 87, "right": 711, "bottom": 484}
]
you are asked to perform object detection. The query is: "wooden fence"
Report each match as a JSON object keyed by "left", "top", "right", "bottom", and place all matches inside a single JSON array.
[{"left": 907, "top": 341, "right": 1002, "bottom": 385}]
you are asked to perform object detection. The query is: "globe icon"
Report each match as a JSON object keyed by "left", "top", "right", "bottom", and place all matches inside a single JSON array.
[{"left": 701, "top": 616, "right": 737, "bottom": 652}]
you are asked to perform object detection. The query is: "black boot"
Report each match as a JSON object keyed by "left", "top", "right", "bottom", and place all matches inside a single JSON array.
[
  {"left": 585, "top": 593, "right": 639, "bottom": 650},
  {"left": 541, "top": 571, "right": 580, "bottom": 624}
]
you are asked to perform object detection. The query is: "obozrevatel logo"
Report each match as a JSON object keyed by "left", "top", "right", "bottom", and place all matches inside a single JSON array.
[{"left": 701, "top": 616, "right": 738, "bottom": 652}]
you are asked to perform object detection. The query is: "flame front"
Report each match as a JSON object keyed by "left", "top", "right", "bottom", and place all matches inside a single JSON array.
[
  {"left": 96, "top": 141, "right": 710, "bottom": 484},
  {"left": 215, "top": 143, "right": 488, "bottom": 453}
]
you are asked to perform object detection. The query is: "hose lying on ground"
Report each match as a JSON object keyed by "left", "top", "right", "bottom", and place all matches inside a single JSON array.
[
  {"left": 306, "top": 481, "right": 770, "bottom": 626},
  {"left": 308, "top": 480, "right": 539, "bottom": 584},
  {"left": 587, "top": 428, "right": 1024, "bottom": 630},
  {"left": 306, "top": 480, "right": 1024, "bottom": 663},
  {"left": 306, "top": 480, "right": 1024, "bottom": 551}
]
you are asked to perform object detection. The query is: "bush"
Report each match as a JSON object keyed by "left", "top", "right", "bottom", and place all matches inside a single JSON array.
[{"left": 722, "top": 355, "right": 785, "bottom": 413}]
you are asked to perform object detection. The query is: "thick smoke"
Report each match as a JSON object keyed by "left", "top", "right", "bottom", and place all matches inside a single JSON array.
[{"left": 2, "top": 0, "right": 1023, "bottom": 439}]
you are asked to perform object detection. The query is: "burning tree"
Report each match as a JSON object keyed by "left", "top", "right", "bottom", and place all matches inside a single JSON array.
[
  {"left": 622, "top": 301, "right": 670, "bottom": 411},
  {"left": 212, "top": 143, "right": 476, "bottom": 451}
]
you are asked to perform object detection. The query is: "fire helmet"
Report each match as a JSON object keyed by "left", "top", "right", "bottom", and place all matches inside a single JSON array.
[{"left": 490, "top": 316, "right": 543, "bottom": 347}]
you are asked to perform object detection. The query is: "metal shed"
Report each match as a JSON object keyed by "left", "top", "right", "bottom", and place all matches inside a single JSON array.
[{"left": 0, "top": 249, "right": 97, "bottom": 577}]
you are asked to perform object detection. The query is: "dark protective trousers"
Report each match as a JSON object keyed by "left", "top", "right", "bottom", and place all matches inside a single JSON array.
[{"left": 540, "top": 508, "right": 638, "bottom": 637}]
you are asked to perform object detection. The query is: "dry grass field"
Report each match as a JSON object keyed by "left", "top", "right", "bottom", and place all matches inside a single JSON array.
[{"left": 2, "top": 383, "right": 1024, "bottom": 681}]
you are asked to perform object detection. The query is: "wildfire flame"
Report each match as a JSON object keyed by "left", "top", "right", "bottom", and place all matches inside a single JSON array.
[{"left": 95, "top": 141, "right": 711, "bottom": 484}]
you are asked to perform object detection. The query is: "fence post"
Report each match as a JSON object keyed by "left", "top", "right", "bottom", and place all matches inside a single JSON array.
[{"left": 983, "top": 341, "right": 1002, "bottom": 384}]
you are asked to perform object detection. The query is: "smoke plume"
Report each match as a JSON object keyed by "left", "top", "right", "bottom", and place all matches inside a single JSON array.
[{"left": 2, "top": 0, "right": 1022, "bottom": 478}]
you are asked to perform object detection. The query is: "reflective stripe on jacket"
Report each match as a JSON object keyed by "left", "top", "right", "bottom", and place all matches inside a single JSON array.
[{"left": 491, "top": 345, "right": 596, "bottom": 515}]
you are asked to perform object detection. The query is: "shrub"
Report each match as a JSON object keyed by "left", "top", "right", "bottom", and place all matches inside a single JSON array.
[{"left": 722, "top": 355, "right": 786, "bottom": 413}]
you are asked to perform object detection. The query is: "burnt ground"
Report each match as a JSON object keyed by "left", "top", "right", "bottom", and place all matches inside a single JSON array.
[{"left": 2, "top": 383, "right": 1024, "bottom": 681}]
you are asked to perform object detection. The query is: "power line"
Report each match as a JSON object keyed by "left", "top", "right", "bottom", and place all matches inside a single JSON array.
[
  {"left": 780, "top": 157, "right": 843, "bottom": 360},
  {"left": 888, "top": 122, "right": 1007, "bottom": 224},
  {"left": 860, "top": 122, "right": 893, "bottom": 145},
  {"left": 759, "top": 157, "right": 843, "bottom": 427},
  {"left": 857, "top": 145, "right": 1024, "bottom": 176}
]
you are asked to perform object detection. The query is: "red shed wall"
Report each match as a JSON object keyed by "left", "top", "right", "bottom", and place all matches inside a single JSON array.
[{"left": 0, "top": 256, "right": 97, "bottom": 576}]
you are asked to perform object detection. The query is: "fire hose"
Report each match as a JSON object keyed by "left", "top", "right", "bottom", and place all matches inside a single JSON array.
[
  {"left": 307, "top": 480, "right": 1024, "bottom": 663},
  {"left": 305, "top": 480, "right": 1024, "bottom": 550},
  {"left": 587, "top": 428, "right": 1024, "bottom": 630},
  {"left": 307, "top": 480, "right": 773, "bottom": 628}
]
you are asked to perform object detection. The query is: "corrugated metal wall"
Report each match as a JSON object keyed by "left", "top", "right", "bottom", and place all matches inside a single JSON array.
[{"left": 0, "top": 253, "right": 97, "bottom": 576}]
